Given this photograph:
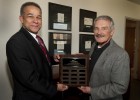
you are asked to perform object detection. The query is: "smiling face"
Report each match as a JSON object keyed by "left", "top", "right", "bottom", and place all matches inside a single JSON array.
[
  {"left": 94, "top": 19, "right": 114, "bottom": 46},
  {"left": 19, "top": 5, "right": 42, "bottom": 34}
]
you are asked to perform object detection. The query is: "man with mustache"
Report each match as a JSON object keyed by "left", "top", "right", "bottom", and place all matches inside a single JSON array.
[{"left": 78, "top": 15, "right": 130, "bottom": 100}]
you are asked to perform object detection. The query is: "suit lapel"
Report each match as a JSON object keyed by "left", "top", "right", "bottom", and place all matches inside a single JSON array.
[
  {"left": 94, "top": 40, "right": 114, "bottom": 68},
  {"left": 20, "top": 27, "right": 50, "bottom": 65},
  {"left": 89, "top": 40, "right": 114, "bottom": 81}
]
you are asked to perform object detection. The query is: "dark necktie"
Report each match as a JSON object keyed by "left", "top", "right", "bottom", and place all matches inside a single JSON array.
[{"left": 36, "top": 35, "right": 50, "bottom": 63}]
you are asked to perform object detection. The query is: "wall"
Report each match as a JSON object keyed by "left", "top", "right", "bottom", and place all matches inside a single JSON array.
[{"left": 0, "top": 0, "right": 140, "bottom": 100}]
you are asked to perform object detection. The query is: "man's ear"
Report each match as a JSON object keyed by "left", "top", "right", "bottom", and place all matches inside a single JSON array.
[
  {"left": 19, "top": 16, "right": 23, "bottom": 23},
  {"left": 111, "top": 29, "right": 115, "bottom": 36}
]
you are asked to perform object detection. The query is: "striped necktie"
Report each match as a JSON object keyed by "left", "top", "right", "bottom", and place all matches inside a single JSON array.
[{"left": 36, "top": 35, "right": 50, "bottom": 63}]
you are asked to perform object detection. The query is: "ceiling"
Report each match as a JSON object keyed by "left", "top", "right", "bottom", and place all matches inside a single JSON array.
[{"left": 128, "top": 0, "right": 140, "bottom": 5}]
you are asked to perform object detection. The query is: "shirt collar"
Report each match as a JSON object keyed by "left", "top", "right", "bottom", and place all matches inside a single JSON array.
[
  {"left": 28, "top": 31, "right": 38, "bottom": 42},
  {"left": 96, "top": 41, "right": 110, "bottom": 49}
]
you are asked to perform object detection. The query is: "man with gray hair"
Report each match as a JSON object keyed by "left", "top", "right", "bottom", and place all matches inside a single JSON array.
[{"left": 78, "top": 15, "right": 130, "bottom": 100}]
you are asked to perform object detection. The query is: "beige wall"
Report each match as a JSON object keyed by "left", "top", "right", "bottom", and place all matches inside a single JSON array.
[{"left": 1, "top": 0, "right": 140, "bottom": 99}]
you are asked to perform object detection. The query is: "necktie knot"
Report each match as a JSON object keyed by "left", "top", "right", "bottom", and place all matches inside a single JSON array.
[{"left": 36, "top": 35, "right": 44, "bottom": 46}]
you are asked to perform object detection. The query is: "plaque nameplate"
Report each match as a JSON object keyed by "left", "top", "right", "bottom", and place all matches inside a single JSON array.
[{"left": 59, "top": 54, "right": 89, "bottom": 87}]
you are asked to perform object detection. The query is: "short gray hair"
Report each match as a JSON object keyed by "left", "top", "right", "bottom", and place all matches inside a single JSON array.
[{"left": 94, "top": 15, "right": 115, "bottom": 30}]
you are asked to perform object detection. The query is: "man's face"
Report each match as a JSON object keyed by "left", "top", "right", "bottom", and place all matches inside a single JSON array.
[
  {"left": 94, "top": 19, "right": 114, "bottom": 45},
  {"left": 19, "top": 5, "right": 42, "bottom": 34}
]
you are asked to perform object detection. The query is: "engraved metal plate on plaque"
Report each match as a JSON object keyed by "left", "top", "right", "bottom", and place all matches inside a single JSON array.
[{"left": 59, "top": 55, "right": 89, "bottom": 87}]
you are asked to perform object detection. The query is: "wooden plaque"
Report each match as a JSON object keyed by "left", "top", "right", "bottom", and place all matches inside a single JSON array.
[{"left": 59, "top": 54, "right": 89, "bottom": 87}]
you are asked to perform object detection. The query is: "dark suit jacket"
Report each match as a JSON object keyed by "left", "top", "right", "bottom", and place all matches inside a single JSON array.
[
  {"left": 88, "top": 39, "right": 130, "bottom": 100},
  {"left": 6, "top": 27, "right": 58, "bottom": 100}
]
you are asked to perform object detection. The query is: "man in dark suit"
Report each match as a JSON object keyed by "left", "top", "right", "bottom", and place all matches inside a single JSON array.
[
  {"left": 78, "top": 15, "right": 130, "bottom": 100},
  {"left": 6, "top": 2, "right": 68, "bottom": 100}
]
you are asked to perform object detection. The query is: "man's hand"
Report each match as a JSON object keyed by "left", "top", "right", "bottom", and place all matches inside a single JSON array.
[
  {"left": 78, "top": 86, "right": 91, "bottom": 94},
  {"left": 57, "top": 83, "right": 68, "bottom": 91},
  {"left": 53, "top": 54, "right": 60, "bottom": 62}
]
